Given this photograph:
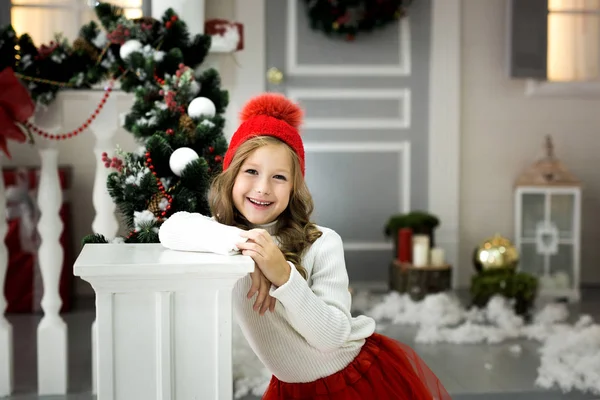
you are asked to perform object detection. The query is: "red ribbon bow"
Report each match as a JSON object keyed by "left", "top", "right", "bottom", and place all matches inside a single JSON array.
[{"left": 0, "top": 67, "right": 35, "bottom": 158}]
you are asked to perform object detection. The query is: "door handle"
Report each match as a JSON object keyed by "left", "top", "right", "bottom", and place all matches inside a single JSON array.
[{"left": 266, "top": 67, "right": 284, "bottom": 84}]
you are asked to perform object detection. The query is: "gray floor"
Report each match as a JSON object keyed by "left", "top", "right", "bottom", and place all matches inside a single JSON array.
[{"left": 3, "top": 289, "right": 600, "bottom": 400}]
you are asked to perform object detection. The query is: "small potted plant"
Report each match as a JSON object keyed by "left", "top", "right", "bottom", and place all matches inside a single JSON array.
[{"left": 384, "top": 210, "right": 440, "bottom": 249}]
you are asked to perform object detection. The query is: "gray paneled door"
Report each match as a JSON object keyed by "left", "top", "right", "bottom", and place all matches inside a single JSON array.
[{"left": 266, "top": 0, "right": 432, "bottom": 285}]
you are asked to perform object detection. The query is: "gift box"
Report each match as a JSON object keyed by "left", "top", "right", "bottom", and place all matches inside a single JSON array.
[
  {"left": 204, "top": 19, "right": 244, "bottom": 51},
  {"left": 3, "top": 166, "right": 74, "bottom": 313}
]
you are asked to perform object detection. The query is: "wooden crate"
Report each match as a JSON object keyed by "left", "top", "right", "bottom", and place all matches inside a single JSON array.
[{"left": 389, "top": 260, "right": 452, "bottom": 301}]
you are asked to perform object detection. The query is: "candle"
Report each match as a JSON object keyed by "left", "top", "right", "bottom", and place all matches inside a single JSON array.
[
  {"left": 413, "top": 243, "right": 428, "bottom": 267},
  {"left": 413, "top": 234, "right": 430, "bottom": 248},
  {"left": 397, "top": 228, "right": 412, "bottom": 262},
  {"left": 430, "top": 247, "right": 445, "bottom": 266},
  {"left": 412, "top": 234, "right": 430, "bottom": 267}
]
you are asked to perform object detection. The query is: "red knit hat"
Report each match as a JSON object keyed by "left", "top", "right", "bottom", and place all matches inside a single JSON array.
[{"left": 223, "top": 93, "right": 305, "bottom": 175}]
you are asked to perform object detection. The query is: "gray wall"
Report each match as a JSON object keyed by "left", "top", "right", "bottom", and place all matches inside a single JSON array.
[{"left": 460, "top": 0, "right": 600, "bottom": 286}]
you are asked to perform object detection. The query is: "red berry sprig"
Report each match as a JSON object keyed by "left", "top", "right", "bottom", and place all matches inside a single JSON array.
[
  {"left": 164, "top": 90, "right": 178, "bottom": 111},
  {"left": 145, "top": 150, "right": 173, "bottom": 219},
  {"left": 175, "top": 63, "right": 187, "bottom": 78},
  {"left": 102, "top": 152, "right": 124, "bottom": 172},
  {"left": 154, "top": 73, "right": 165, "bottom": 86},
  {"left": 165, "top": 15, "right": 178, "bottom": 29},
  {"left": 107, "top": 24, "right": 130, "bottom": 45}
]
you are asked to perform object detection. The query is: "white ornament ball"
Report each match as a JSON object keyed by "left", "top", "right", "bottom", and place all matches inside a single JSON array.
[
  {"left": 169, "top": 147, "right": 200, "bottom": 177},
  {"left": 119, "top": 39, "right": 143, "bottom": 60},
  {"left": 187, "top": 97, "right": 216, "bottom": 119}
]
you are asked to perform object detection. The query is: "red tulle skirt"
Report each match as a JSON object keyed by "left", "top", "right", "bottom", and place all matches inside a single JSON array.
[{"left": 262, "top": 333, "right": 451, "bottom": 400}]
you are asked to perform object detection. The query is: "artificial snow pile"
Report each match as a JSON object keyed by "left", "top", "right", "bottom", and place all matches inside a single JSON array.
[
  {"left": 365, "top": 291, "right": 600, "bottom": 395},
  {"left": 535, "top": 316, "right": 600, "bottom": 394}
]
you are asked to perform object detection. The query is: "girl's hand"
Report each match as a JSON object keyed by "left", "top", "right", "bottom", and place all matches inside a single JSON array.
[
  {"left": 237, "top": 229, "right": 291, "bottom": 287},
  {"left": 247, "top": 267, "right": 276, "bottom": 315}
]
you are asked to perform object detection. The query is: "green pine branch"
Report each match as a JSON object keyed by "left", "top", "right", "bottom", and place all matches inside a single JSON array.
[
  {"left": 81, "top": 233, "right": 110, "bottom": 245},
  {"left": 0, "top": 26, "right": 17, "bottom": 71},
  {"left": 182, "top": 34, "right": 211, "bottom": 67},
  {"left": 159, "top": 9, "right": 191, "bottom": 50},
  {"left": 196, "top": 69, "right": 229, "bottom": 113},
  {"left": 94, "top": 2, "right": 125, "bottom": 31}
]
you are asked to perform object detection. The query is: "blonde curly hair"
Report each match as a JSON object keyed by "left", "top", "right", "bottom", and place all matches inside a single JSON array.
[{"left": 209, "top": 136, "right": 322, "bottom": 279}]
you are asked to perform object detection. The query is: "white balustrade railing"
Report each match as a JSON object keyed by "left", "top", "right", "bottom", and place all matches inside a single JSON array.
[
  {"left": 0, "top": 88, "right": 130, "bottom": 396},
  {"left": 37, "top": 148, "right": 68, "bottom": 395},
  {"left": 32, "top": 101, "right": 68, "bottom": 395}
]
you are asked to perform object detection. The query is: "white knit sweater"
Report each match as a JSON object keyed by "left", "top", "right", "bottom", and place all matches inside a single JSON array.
[{"left": 158, "top": 213, "right": 376, "bottom": 383}]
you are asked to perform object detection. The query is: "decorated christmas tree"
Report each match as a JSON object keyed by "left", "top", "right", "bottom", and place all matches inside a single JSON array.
[
  {"left": 81, "top": 4, "right": 229, "bottom": 244},
  {"left": 0, "top": 2, "right": 229, "bottom": 244},
  {"left": 86, "top": 60, "right": 229, "bottom": 244}
]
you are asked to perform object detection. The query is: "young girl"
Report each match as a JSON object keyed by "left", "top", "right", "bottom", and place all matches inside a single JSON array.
[{"left": 159, "top": 93, "right": 451, "bottom": 400}]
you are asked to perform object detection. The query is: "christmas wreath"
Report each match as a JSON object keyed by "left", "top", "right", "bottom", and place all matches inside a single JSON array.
[{"left": 303, "top": 0, "right": 412, "bottom": 41}]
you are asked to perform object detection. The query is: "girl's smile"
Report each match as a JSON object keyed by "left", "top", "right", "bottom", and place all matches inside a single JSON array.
[{"left": 247, "top": 198, "right": 273, "bottom": 207}]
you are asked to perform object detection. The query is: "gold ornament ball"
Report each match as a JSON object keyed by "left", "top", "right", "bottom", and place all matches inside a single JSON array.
[{"left": 473, "top": 234, "right": 519, "bottom": 272}]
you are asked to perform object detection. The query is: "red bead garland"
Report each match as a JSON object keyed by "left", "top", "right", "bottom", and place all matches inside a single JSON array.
[
  {"left": 145, "top": 150, "right": 174, "bottom": 220},
  {"left": 26, "top": 80, "right": 116, "bottom": 140}
]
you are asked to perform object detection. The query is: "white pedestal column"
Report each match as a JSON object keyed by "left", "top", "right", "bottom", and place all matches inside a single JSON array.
[
  {"left": 74, "top": 244, "right": 253, "bottom": 400},
  {"left": 0, "top": 156, "right": 14, "bottom": 397}
]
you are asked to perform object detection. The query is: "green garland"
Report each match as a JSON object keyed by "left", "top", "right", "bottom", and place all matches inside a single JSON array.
[
  {"left": 0, "top": 2, "right": 211, "bottom": 106},
  {"left": 303, "top": 0, "right": 412, "bottom": 41}
]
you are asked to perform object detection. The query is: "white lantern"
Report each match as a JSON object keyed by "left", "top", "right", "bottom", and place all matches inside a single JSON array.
[{"left": 514, "top": 136, "right": 582, "bottom": 302}]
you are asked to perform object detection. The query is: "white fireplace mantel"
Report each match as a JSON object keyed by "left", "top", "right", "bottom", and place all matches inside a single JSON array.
[{"left": 74, "top": 243, "right": 254, "bottom": 400}]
